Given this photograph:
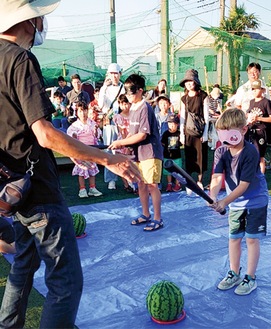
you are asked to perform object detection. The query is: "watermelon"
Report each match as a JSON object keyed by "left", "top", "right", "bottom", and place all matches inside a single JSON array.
[
  {"left": 146, "top": 280, "right": 184, "bottom": 322},
  {"left": 72, "top": 213, "right": 86, "bottom": 237}
]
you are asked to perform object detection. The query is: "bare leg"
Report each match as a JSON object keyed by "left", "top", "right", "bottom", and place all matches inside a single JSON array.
[
  {"left": 229, "top": 238, "right": 242, "bottom": 274},
  {"left": 88, "top": 176, "right": 95, "bottom": 187},
  {"left": 148, "top": 183, "right": 161, "bottom": 221},
  {"left": 138, "top": 181, "right": 150, "bottom": 218},
  {"left": 259, "top": 157, "right": 265, "bottom": 174},
  {"left": 246, "top": 238, "right": 260, "bottom": 278},
  {"left": 78, "top": 176, "right": 85, "bottom": 189}
]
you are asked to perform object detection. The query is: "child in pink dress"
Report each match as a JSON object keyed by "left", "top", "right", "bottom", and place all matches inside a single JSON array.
[{"left": 67, "top": 101, "right": 103, "bottom": 198}]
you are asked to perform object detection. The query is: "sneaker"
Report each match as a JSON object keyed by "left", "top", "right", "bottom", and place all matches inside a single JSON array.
[
  {"left": 172, "top": 183, "right": 181, "bottom": 192},
  {"left": 218, "top": 269, "right": 242, "bottom": 290},
  {"left": 108, "top": 181, "right": 116, "bottom": 190},
  {"left": 234, "top": 274, "right": 257, "bottom": 295},
  {"left": 166, "top": 183, "right": 173, "bottom": 192},
  {"left": 197, "top": 181, "right": 204, "bottom": 190},
  {"left": 78, "top": 188, "right": 88, "bottom": 198},
  {"left": 88, "top": 187, "right": 103, "bottom": 197},
  {"left": 186, "top": 187, "right": 193, "bottom": 196}
]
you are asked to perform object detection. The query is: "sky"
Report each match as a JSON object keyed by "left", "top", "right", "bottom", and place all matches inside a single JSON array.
[{"left": 46, "top": 0, "right": 271, "bottom": 70}]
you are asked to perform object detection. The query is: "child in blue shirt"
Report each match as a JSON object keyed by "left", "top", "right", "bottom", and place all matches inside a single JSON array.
[{"left": 209, "top": 108, "right": 268, "bottom": 296}]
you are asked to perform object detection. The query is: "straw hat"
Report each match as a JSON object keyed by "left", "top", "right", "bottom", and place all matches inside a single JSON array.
[
  {"left": 251, "top": 79, "right": 265, "bottom": 90},
  {"left": 179, "top": 69, "right": 201, "bottom": 87},
  {"left": 0, "top": 0, "right": 60, "bottom": 33}
]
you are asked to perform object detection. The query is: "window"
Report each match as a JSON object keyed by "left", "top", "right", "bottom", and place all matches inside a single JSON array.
[
  {"left": 157, "top": 62, "right": 161, "bottom": 75},
  {"left": 179, "top": 57, "right": 194, "bottom": 73},
  {"left": 204, "top": 55, "right": 217, "bottom": 72}
]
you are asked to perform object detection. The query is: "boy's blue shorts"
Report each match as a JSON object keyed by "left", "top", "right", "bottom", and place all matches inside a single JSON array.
[{"left": 228, "top": 205, "right": 267, "bottom": 239}]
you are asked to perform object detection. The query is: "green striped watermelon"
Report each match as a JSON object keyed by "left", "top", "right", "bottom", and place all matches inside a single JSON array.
[
  {"left": 146, "top": 280, "right": 184, "bottom": 322},
  {"left": 72, "top": 213, "right": 86, "bottom": 237}
]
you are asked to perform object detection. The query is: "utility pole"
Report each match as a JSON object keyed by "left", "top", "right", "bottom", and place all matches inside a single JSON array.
[
  {"left": 110, "top": 0, "right": 117, "bottom": 64},
  {"left": 161, "top": 0, "right": 170, "bottom": 89},
  {"left": 217, "top": 0, "right": 225, "bottom": 86},
  {"left": 230, "top": 0, "right": 237, "bottom": 10}
]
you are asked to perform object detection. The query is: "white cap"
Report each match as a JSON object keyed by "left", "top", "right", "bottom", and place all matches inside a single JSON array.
[{"left": 107, "top": 63, "right": 122, "bottom": 73}]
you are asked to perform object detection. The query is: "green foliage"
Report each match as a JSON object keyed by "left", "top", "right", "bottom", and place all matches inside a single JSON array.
[
  {"left": 146, "top": 280, "right": 184, "bottom": 321},
  {"left": 210, "top": 5, "right": 260, "bottom": 92}
]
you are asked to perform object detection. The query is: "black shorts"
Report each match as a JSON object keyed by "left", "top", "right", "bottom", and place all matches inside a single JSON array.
[
  {"left": 248, "top": 128, "right": 267, "bottom": 157},
  {"left": 0, "top": 217, "right": 15, "bottom": 244}
]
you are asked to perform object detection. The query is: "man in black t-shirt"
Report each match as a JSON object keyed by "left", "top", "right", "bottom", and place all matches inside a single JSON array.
[{"left": 0, "top": 1, "right": 141, "bottom": 328}]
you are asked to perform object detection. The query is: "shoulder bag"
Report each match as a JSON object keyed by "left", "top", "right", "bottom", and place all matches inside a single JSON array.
[
  {"left": 185, "top": 96, "right": 205, "bottom": 138},
  {"left": 0, "top": 145, "right": 39, "bottom": 216},
  {"left": 103, "top": 83, "right": 123, "bottom": 126}
]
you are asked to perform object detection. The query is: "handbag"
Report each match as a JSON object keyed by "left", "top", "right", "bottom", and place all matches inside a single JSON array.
[
  {"left": 185, "top": 96, "right": 205, "bottom": 138},
  {"left": 185, "top": 111, "right": 206, "bottom": 138},
  {"left": 0, "top": 146, "right": 39, "bottom": 216}
]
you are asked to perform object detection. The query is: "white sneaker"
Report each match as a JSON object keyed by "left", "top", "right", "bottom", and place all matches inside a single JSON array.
[
  {"left": 234, "top": 274, "right": 257, "bottom": 295},
  {"left": 218, "top": 269, "right": 242, "bottom": 290},
  {"left": 197, "top": 181, "right": 204, "bottom": 190},
  {"left": 78, "top": 188, "right": 88, "bottom": 198},
  {"left": 88, "top": 187, "right": 103, "bottom": 197},
  {"left": 108, "top": 181, "right": 116, "bottom": 190},
  {"left": 128, "top": 182, "right": 135, "bottom": 190},
  {"left": 186, "top": 187, "right": 193, "bottom": 196}
]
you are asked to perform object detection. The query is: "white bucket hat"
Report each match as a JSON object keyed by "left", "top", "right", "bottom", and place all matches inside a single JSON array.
[{"left": 0, "top": 0, "right": 61, "bottom": 33}]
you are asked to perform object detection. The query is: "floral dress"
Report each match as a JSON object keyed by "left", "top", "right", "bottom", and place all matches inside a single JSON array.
[
  {"left": 67, "top": 118, "right": 102, "bottom": 178},
  {"left": 113, "top": 113, "right": 131, "bottom": 155}
]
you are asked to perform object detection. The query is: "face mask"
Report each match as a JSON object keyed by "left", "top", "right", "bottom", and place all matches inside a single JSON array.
[
  {"left": 30, "top": 16, "right": 48, "bottom": 47},
  {"left": 217, "top": 129, "right": 243, "bottom": 146}
]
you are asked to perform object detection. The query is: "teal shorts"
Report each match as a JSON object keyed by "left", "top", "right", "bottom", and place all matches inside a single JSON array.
[
  {"left": 228, "top": 206, "right": 267, "bottom": 239},
  {"left": 162, "top": 158, "right": 182, "bottom": 176}
]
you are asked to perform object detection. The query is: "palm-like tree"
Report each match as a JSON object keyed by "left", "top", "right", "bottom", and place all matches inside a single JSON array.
[{"left": 211, "top": 5, "right": 259, "bottom": 91}]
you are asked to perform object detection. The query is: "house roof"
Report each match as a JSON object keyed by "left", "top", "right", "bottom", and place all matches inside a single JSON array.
[{"left": 175, "top": 26, "right": 271, "bottom": 54}]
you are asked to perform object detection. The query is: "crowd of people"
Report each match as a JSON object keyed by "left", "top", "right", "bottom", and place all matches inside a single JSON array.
[{"left": 0, "top": 0, "right": 270, "bottom": 326}]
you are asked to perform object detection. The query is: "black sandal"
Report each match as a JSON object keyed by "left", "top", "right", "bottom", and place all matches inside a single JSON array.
[{"left": 131, "top": 214, "right": 151, "bottom": 225}]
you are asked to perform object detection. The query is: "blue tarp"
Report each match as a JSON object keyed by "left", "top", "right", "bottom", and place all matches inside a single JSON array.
[{"left": 5, "top": 192, "right": 271, "bottom": 328}]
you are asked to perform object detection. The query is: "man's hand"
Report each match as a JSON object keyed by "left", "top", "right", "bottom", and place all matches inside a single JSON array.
[{"left": 105, "top": 154, "right": 141, "bottom": 184}]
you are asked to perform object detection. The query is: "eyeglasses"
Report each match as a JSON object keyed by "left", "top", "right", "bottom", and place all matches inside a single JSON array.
[{"left": 125, "top": 85, "right": 139, "bottom": 95}]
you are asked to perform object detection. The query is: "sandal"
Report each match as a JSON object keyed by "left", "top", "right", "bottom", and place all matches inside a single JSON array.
[
  {"left": 144, "top": 219, "right": 164, "bottom": 232},
  {"left": 131, "top": 214, "right": 151, "bottom": 226}
]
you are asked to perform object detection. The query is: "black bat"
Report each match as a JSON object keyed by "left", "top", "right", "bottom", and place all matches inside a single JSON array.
[
  {"left": 164, "top": 159, "right": 226, "bottom": 215},
  {"left": 90, "top": 144, "right": 109, "bottom": 149}
]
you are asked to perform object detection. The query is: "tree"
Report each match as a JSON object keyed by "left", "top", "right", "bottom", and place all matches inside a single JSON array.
[{"left": 210, "top": 5, "right": 259, "bottom": 92}]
